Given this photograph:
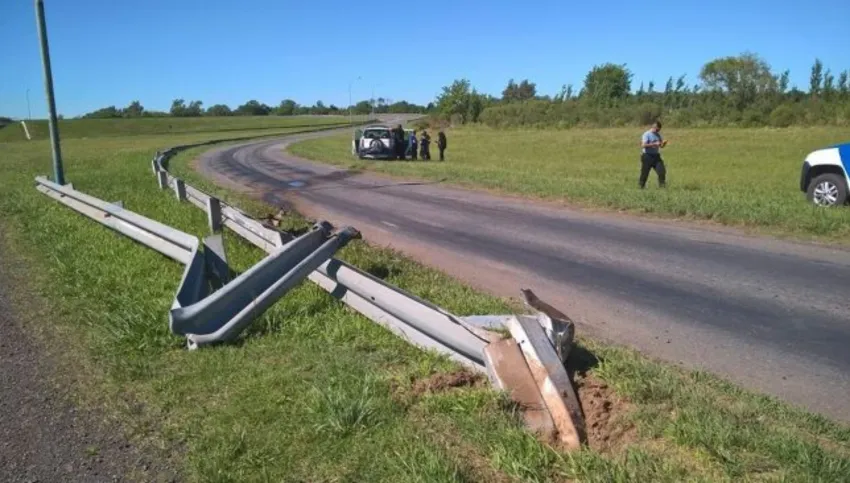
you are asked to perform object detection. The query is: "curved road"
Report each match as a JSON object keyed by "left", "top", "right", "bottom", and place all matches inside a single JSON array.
[{"left": 198, "top": 118, "right": 850, "bottom": 422}]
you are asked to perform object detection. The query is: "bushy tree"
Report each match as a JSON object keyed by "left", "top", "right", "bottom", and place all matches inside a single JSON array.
[
  {"left": 274, "top": 99, "right": 298, "bottom": 116},
  {"left": 206, "top": 104, "right": 232, "bottom": 116},
  {"left": 581, "top": 63, "right": 632, "bottom": 105},
  {"left": 235, "top": 100, "right": 272, "bottom": 116},
  {"left": 502, "top": 79, "right": 537, "bottom": 102}
]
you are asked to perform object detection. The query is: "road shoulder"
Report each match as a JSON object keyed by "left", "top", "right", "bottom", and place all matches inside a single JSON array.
[{"left": 0, "top": 232, "right": 179, "bottom": 483}]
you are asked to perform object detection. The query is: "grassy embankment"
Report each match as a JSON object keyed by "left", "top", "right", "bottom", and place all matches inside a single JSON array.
[
  {"left": 1, "top": 116, "right": 848, "bottom": 482},
  {"left": 0, "top": 114, "right": 360, "bottom": 142},
  {"left": 289, "top": 126, "right": 850, "bottom": 243}
]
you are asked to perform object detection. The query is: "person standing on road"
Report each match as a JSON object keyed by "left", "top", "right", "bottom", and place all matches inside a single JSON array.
[
  {"left": 639, "top": 120, "right": 668, "bottom": 188},
  {"left": 437, "top": 130, "right": 447, "bottom": 161}
]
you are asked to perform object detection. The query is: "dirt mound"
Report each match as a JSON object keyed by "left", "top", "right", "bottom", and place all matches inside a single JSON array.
[
  {"left": 574, "top": 374, "right": 636, "bottom": 453},
  {"left": 412, "top": 370, "right": 485, "bottom": 396}
]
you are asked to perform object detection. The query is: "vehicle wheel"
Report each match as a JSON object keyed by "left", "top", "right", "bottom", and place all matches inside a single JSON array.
[{"left": 807, "top": 173, "right": 848, "bottom": 207}]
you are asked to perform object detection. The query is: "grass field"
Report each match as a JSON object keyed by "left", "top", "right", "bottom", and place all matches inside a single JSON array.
[
  {"left": 288, "top": 126, "right": 850, "bottom": 243},
  {"left": 2, "top": 119, "right": 849, "bottom": 481},
  {"left": 0, "top": 114, "right": 366, "bottom": 142}
]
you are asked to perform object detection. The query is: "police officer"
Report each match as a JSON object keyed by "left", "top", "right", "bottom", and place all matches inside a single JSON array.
[
  {"left": 407, "top": 130, "right": 418, "bottom": 160},
  {"left": 420, "top": 130, "right": 431, "bottom": 160},
  {"left": 437, "top": 130, "right": 447, "bottom": 161},
  {"left": 639, "top": 120, "right": 668, "bottom": 188},
  {"left": 393, "top": 124, "right": 406, "bottom": 160}
]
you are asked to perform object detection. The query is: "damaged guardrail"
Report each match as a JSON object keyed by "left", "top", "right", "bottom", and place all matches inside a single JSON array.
[
  {"left": 150, "top": 144, "right": 589, "bottom": 449},
  {"left": 35, "top": 176, "right": 358, "bottom": 349}
]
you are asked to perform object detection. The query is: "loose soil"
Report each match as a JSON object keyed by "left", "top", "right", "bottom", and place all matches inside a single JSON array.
[
  {"left": 411, "top": 370, "right": 486, "bottom": 396},
  {"left": 574, "top": 373, "right": 637, "bottom": 453}
]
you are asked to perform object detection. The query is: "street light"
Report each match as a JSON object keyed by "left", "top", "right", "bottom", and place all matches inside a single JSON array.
[
  {"left": 26, "top": 88, "right": 31, "bottom": 120},
  {"left": 348, "top": 76, "right": 361, "bottom": 126},
  {"left": 35, "top": 0, "right": 65, "bottom": 185}
]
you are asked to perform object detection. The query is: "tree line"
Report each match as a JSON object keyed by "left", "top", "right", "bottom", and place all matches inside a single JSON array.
[
  {"left": 431, "top": 53, "right": 850, "bottom": 129},
  {"left": 80, "top": 98, "right": 430, "bottom": 119}
]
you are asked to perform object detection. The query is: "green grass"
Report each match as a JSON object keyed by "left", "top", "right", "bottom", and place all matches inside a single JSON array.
[
  {"left": 2, "top": 121, "right": 850, "bottom": 481},
  {"left": 0, "top": 114, "right": 363, "bottom": 142},
  {"left": 288, "top": 126, "right": 850, "bottom": 243}
]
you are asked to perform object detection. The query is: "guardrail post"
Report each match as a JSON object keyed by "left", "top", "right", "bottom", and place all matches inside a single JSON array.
[
  {"left": 174, "top": 179, "right": 187, "bottom": 201},
  {"left": 151, "top": 158, "right": 158, "bottom": 175},
  {"left": 207, "top": 197, "right": 223, "bottom": 233},
  {"left": 157, "top": 170, "right": 168, "bottom": 190}
]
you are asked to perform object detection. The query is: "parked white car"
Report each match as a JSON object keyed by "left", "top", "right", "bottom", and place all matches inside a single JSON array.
[
  {"left": 801, "top": 142, "right": 850, "bottom": 206},
  {"left": 352, "top": 125, "right": 414, "bottom": 160}
]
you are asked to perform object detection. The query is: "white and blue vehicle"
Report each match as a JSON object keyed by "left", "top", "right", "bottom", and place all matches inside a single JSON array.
[{"left": 800, "top": 142, "right": 850, "bottom": 207}]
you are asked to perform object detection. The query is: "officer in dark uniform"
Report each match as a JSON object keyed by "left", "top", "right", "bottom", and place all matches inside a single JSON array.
[
  {"left": 437, "top": 130, "right": 447, "bottom": 161},
  {"left": 393, "top": 124, "right": 406, "bottom": 160},
  {"left": 420, "top": 130, "right": 431, "bottom": 160}
]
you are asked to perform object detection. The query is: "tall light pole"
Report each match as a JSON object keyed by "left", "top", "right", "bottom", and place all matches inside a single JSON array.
[
  {"left": 35, "top": 0, "right": 65, "bottom": 185},
  {"left": 26, "top": 88, "right": 32, "bottom": 120},
  {"left": 348, "top": 75, "right": 361, "bottom": 126}
]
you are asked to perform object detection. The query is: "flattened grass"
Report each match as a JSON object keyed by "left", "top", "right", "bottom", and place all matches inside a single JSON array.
[
  {"left": 288, "top": 126, "right": 850, "bottom": 243},
  {"left": 0, "top": 121, "right": 848, "bottom": 481}
]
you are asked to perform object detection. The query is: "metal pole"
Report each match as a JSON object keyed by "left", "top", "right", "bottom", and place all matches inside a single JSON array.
[
  {"left": 348, "top": 76, "right": 360, "bottom": 126},
  {"left": 26, "top": 89, "right": 32, "bottom": 120},
  {"left": 35, "top": 0, "right": 65, "bottom": 185}
]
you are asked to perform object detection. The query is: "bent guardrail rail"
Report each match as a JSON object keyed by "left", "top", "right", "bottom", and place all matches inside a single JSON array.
[
  {"left": 173, "top": 222, "right": 360, "bottom": 348},
  {"left": 35, "top": 176, "right": 357, "bottom": 350}
]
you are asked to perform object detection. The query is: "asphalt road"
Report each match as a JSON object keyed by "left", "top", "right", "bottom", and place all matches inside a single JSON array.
[{"left": 198, "top": 119, "right": 850, "bottom": 422}]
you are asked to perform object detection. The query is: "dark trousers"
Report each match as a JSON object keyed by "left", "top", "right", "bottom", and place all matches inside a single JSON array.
[
  {"left": 395, "top": 141, "right": 405, "bottom": 160},
  {"left": 639, "top": 153, "right": 666, "bottom": 188},
  {"left": 438, "top": 146, "right": 445, "bottom": 161},
  {"left": 408, "top": 144, "right": 418, "bottom": 160},
  {"left": 421, "top": 143, "right": 431, "bottom": 160}
]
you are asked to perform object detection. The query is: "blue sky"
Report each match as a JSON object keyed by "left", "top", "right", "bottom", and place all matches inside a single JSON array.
[{"left": 2, "top": 0, "right": 849, "bottom": 118}]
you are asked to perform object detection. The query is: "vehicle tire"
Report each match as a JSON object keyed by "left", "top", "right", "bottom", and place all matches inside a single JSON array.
[{"left": 807, "top": 173, "right": 848, "bottom": 207}]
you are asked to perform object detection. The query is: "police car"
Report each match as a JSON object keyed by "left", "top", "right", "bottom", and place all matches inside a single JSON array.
[{"left": 800, "top": 142, "right": 850, "bottom": 207}]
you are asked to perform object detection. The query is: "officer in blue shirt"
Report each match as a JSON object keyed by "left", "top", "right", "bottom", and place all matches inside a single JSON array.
[{"left": 639, "top": 121, "right": 668, "bottom": 188}]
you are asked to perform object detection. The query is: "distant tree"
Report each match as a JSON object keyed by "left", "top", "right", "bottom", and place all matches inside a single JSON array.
[
  {"left": 810, "top": 58, "right": 823, "bottom": 95},
  {"left": 581, "top": 63, "right": 633, "bottom": 105},
  {"left": 823, "top": 69, "right": 835, "bottom": 99},
  {"left": 436, "top": 78, "right": 474, "bottom": 122},
  {"left": 778, "top": 70, "right": 790, "bottom": 93},
  {"left": 838, "top": 71, "right": 849, "bottom": 98},
  {"left": 82, "top": 105, "right": 121, "bottom": 118},
  {"left": 186, "top": 100, "right": 203, "bottom": 117},
  {"left": 274, "top": 99, "right": 298, "bottom": 116},
  {"left": 123, "top": 100, "right": 144, "bottom": 117},
  {"left": 647, "top": 81, "right": 655, "bottom": 93},
  {"left": 170, "top": 99, "right": 186, "bottom": 117},
  {"left": 675, "top": 75, "right": 686, "bottom": 92},
  {"left": 235, "top": 100, "right": 272, "bottom": 116},
  {"left": 664, "top": 76, "right": 674, "bottom": 95},
  {"left": 502, "top": 79, "right": 537, "bottom": 102},
  {"left": 699, "top": 52, "right": 777, "bottom": 109},
  {"left": 206, "top": 104, "right": 232, "bottom": 116}
]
